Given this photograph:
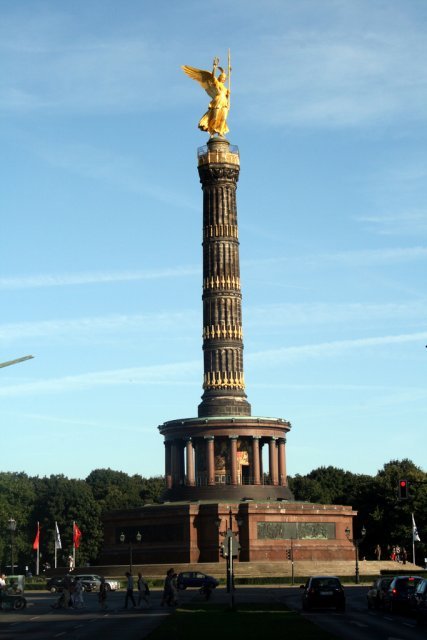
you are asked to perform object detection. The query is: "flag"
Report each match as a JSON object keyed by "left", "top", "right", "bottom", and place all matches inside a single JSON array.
[
  {"left": 55, "top": 521, "right": 62, "bottom": 550},
  {"left": 412, "top": 513, "right": 421, "bottom": 542},
  {"left": 32, "top": 522, "right": 40, "bottom": 550},
  {"left": 73, "top": 522, "right": 82, "bottom": 549}
]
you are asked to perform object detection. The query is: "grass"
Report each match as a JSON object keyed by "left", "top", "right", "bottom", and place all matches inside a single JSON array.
[{"left": 145, "top": 602, "right": 338, "bottom": 640}]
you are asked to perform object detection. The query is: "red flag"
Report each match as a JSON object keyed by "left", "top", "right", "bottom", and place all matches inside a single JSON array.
[
  {"left": 32, "top": 523, "right": 40, "bottom": 550},
  {"left": 73, "top": 522, "right": 82, "bottom": 549}
]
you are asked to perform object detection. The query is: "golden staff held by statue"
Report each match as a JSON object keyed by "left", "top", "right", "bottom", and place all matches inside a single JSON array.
[{"left": 182, "top": 53, "right": 231, "bottom": 137}]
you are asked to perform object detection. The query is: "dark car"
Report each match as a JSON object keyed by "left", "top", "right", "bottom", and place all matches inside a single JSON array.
[
  {"left": 301, "top": 575, "right": 345, "bottom": 612},
  {"left": 367, "top": 576, "right": 394, "bottom": 609},
  {"left": 384, "top": 575, "right": 423, "bottom": 613},
  {"left": 46, "top": 575, "right": 98, "bottom": 593},
  {"left": 413, "top": 578, "right": 427, "bottom": 626},
  {"left": 177, "top": 571, "right": 219, "bottom": 590}
]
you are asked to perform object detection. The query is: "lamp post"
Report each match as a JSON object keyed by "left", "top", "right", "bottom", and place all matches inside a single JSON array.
[
  {"left": 345, "top": 525, "right": 366, "bottom": 584},
  {"left": 8, "top": 518, "right": 17, "bottom": 575},
  {"left": 120, "top": 531, "right": 142, "bottom": 574},
  {"left": 216, "top": 508, "right": 242, "bottom": 609}
]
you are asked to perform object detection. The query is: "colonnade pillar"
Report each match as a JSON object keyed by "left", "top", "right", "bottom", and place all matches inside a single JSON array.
[
  {"left": 278, "top": 437, "right": 287, "bottom": 487},
  {"left": 164, "top": 441, "right": 172, "bottom": 489},
  {"left": 205, "top": 436, "right": 215, "bottom": 485},
  {"left": 229, "top": 435, "right": 238, "bottom": 485},
  {"left": 252, "top": 436, "right": 261, "bottom": 485},
  {"left": 185, "top": 438, "right": 195, "bottom": 486},
  {"left": 269, "top": 437, "right": 278, "bottom": 486}
]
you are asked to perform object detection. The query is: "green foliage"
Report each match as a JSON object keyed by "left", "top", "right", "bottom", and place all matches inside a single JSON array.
[
  {"left": 0, "top": 470, "right": 165, "bottom": 574},
  {"left": 289, "top": 459, "right": 427, "bottom": 563}
]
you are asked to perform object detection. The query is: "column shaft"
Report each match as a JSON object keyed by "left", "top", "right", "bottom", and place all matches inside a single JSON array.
[
  {"left": 252, "top": 436, "right": 261, "bottom": 485},
  {"left": 230, "top": 436, "right": 238, "bottom": 485},
  {"left": 186, "top": 439, "right": 195, "bottom": 486}
]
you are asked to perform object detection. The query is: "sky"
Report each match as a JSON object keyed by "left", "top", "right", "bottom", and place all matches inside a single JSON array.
[{"left": 1, "top": 0, "right": 426, "bottom": 482}]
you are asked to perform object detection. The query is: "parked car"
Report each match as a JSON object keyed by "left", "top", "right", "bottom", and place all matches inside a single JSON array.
[
  {"left": 301, "top": 575, "right": 345, "bottom": 612},
  {"left": 73, "top": 574, "right": 120, "bottom": 591},
  {"left": 413, "top": 578, "right": 427, "bottom": 626},
  {"left": 367, "top": 576, "right": 394, "bottom": 609},
  {"left": 46, "top": 576, "right": 69, "bottom": 593},
  {"left": 177, "top": 571, "right": 219, "bottom": 590},
  {"left": 383, "top": 575, "right": 423, "bottom": 613}
]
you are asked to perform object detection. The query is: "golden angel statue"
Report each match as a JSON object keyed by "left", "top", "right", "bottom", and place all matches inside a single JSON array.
[{"left": 182, "top": 55, "right": 231, "bottom": 137}]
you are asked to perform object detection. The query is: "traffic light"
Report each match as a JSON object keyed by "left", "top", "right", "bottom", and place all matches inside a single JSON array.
[
  {"left": 286, "top": 549, "right": 291, "bottom": 560},
  {"left": 398, "top": 479, "right": 408, "bottom": 499},
  {"left": 220, "top": 543, "right": 228, "bottom": 557}
]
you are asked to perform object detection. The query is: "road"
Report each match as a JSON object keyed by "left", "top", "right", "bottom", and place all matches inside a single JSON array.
[
  {"left": 0, "top": 585, "right": 423, "bottom": 640},
  {"left": 281, "top": 585, "right": 422, "bottom": 640}
]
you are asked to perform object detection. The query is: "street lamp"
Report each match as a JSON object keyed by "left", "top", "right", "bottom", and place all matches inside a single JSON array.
[
  {"left": 345, "top": 525, "right": 366, "bottom": 584},
  {"left": 8, "top": 518, "right": 17, "bottom": 575},
  {"left": 216, "top": 508, "right": 242, "bottom": 608},
  {"left": 120, "top": 531, "right": 142, "bottom": 574}
]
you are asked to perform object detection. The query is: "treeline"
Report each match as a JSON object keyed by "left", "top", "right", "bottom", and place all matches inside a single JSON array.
[
  {"left": 0, "top": 469, "right": 164, "bottom": 572},
  {"left": 0, "top": 459, "right": 425, "bottom": 572}
]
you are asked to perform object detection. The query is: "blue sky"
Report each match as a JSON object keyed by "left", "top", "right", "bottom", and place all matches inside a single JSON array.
[{"left": 1, "top": 0, "right": 426, "bottom": 481}]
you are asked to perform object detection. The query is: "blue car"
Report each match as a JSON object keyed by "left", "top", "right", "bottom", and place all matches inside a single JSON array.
[{"left": 177, "top": 571, "right": 219, "bottom": 590}]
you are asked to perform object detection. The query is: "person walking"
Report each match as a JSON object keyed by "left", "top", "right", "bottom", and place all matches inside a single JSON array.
[
  {"left": 124, "top": 571, "right": 136, "bottom": 609},
  {"left": 98, "top": 577, "right": 108, "bottom": 609},
  {"left": 73, "top": 577, "right": 84, "bottom": 609},
  {"left": 137, "top": 571, "right": 150, "bottom": 608},
  {"left": 161, "top": 568, "right": 174, "bottom": 607}
]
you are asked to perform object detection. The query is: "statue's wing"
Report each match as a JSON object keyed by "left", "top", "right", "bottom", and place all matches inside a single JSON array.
[{"left": 181, "top": 65, "right": 218, "bottom": 99}]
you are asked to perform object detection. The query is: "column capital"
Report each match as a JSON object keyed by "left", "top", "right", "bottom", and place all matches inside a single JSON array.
[
  {"left": 184, "top": 437, "right": 192, "bottom": 444},
  {"left": 228, "top": 434, "right": 239, "bottom": 440},
  {"left": 252, "top": 435, "right": 261, "bottom": 440},
  {"left": 270, "top": 436, "right": 278, "bottom": 442},
  {"left": 204, "top": 435, "right": 215, "bottom": 441}
]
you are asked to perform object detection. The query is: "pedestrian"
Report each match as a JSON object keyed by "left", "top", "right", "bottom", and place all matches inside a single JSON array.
[
  {"left": 68, "top": 555, "right": 74, "bottom": 572},
  {"left": 124, "top": 571, "right": 136, "bottom": 609},
  {"left": 73, "top": 577, "right": 84, "bottom": 608},
  {"left": 137, "top": 571, "right": 150, "bottom": 608},
  {"left": 98, "top": 577, "right": 108, "bottom": 609},
  {"left": 169, "top": 572, "right": 178, "bottom": 607},
  {"left": 374, "top": 544, "right": 381, "bottom": 561},
  {"left": 402, "top": 547, "right": 407, "bottom": 565},
  {"left": 0, "top": 574, "right": 6, "bottom": 591},
  {"left": 161, "top": 568, "right": 174, "bottom": 607}
]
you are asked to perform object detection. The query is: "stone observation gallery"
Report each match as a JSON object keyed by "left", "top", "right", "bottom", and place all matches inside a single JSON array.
[{"left": 101, "top": 56, "right": 355, "bottom": 564}]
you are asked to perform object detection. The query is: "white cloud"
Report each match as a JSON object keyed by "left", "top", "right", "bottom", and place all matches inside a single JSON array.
[
  {"left": 248, "top": 331, "right": 427, "bottom": 365},
  {"left": 1, "top": 331, "right": 425, "bottom": 397},
  {"left": 0, "top": 266, "right": 200, "bottom": 290}
]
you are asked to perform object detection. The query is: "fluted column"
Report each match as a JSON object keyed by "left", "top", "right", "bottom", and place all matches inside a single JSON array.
[
  {"left": 252, "top": 436, "right": 261, "bottom": 485},
  {"left": 185, "top": 438, "right": 195, "bottom": 486},
  {"left": 205, "top": 436, "right": 215, "bottom": 485},
  {"left": 164, "top": 441, "right": 172, "bottom": 489},
  {"left": 229, "top": 435, "right": 238, "bottom": 485},
  {"left": 269, "top": 437, "right": 278, "bottom": 486},
  {"left": 278, "top": 437, "right": 287, "bottom": 486},
  {"left": 198, "top": 137, "right": 251, "bottom": 418}
]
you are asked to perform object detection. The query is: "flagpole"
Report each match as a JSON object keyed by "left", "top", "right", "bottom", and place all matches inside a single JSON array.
[
  {"left": 54, "top": 521, "right": 58, "bottom": 569},
  {"left": 36, "top": 522, "right": 40, "bottom": 576},
  {"left": 412, "top": 512, "right": 416, "bottom": 564},
  {"left": 73, "top": 521, "right": 76, "bottom": 570}
]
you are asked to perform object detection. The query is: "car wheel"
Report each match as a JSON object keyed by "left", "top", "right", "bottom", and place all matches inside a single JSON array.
[
  {"left": 105, "top": 584, "right": 111, "bottom": 592},
  {"left": 13, "top": 598, "right": 26, "bottom": 610},
  {"left": 49, "top": 587, "right": 57, "bottom": 593}
]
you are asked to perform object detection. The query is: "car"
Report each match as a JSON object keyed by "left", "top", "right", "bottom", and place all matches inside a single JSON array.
[
  {"left": 46, "top": 575, "right": 98, "bottom": 593},
  {"left": 367, "top": 576, "right": 394, "bottom": 609},
  {"left": 383, "top": 575, "right": 423, "bottom": 613},
  {"left": 176, "top": 571, "right": 219, "bottom": 591},
  {"left": 412, "top": 578, "right": 427, "bottom": 626},
  {"left": 301, "top": 575, "right": 345, "bottom": 612},
  {"left": 73, "top": 574, "right": 120, "bottom": 592}
]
